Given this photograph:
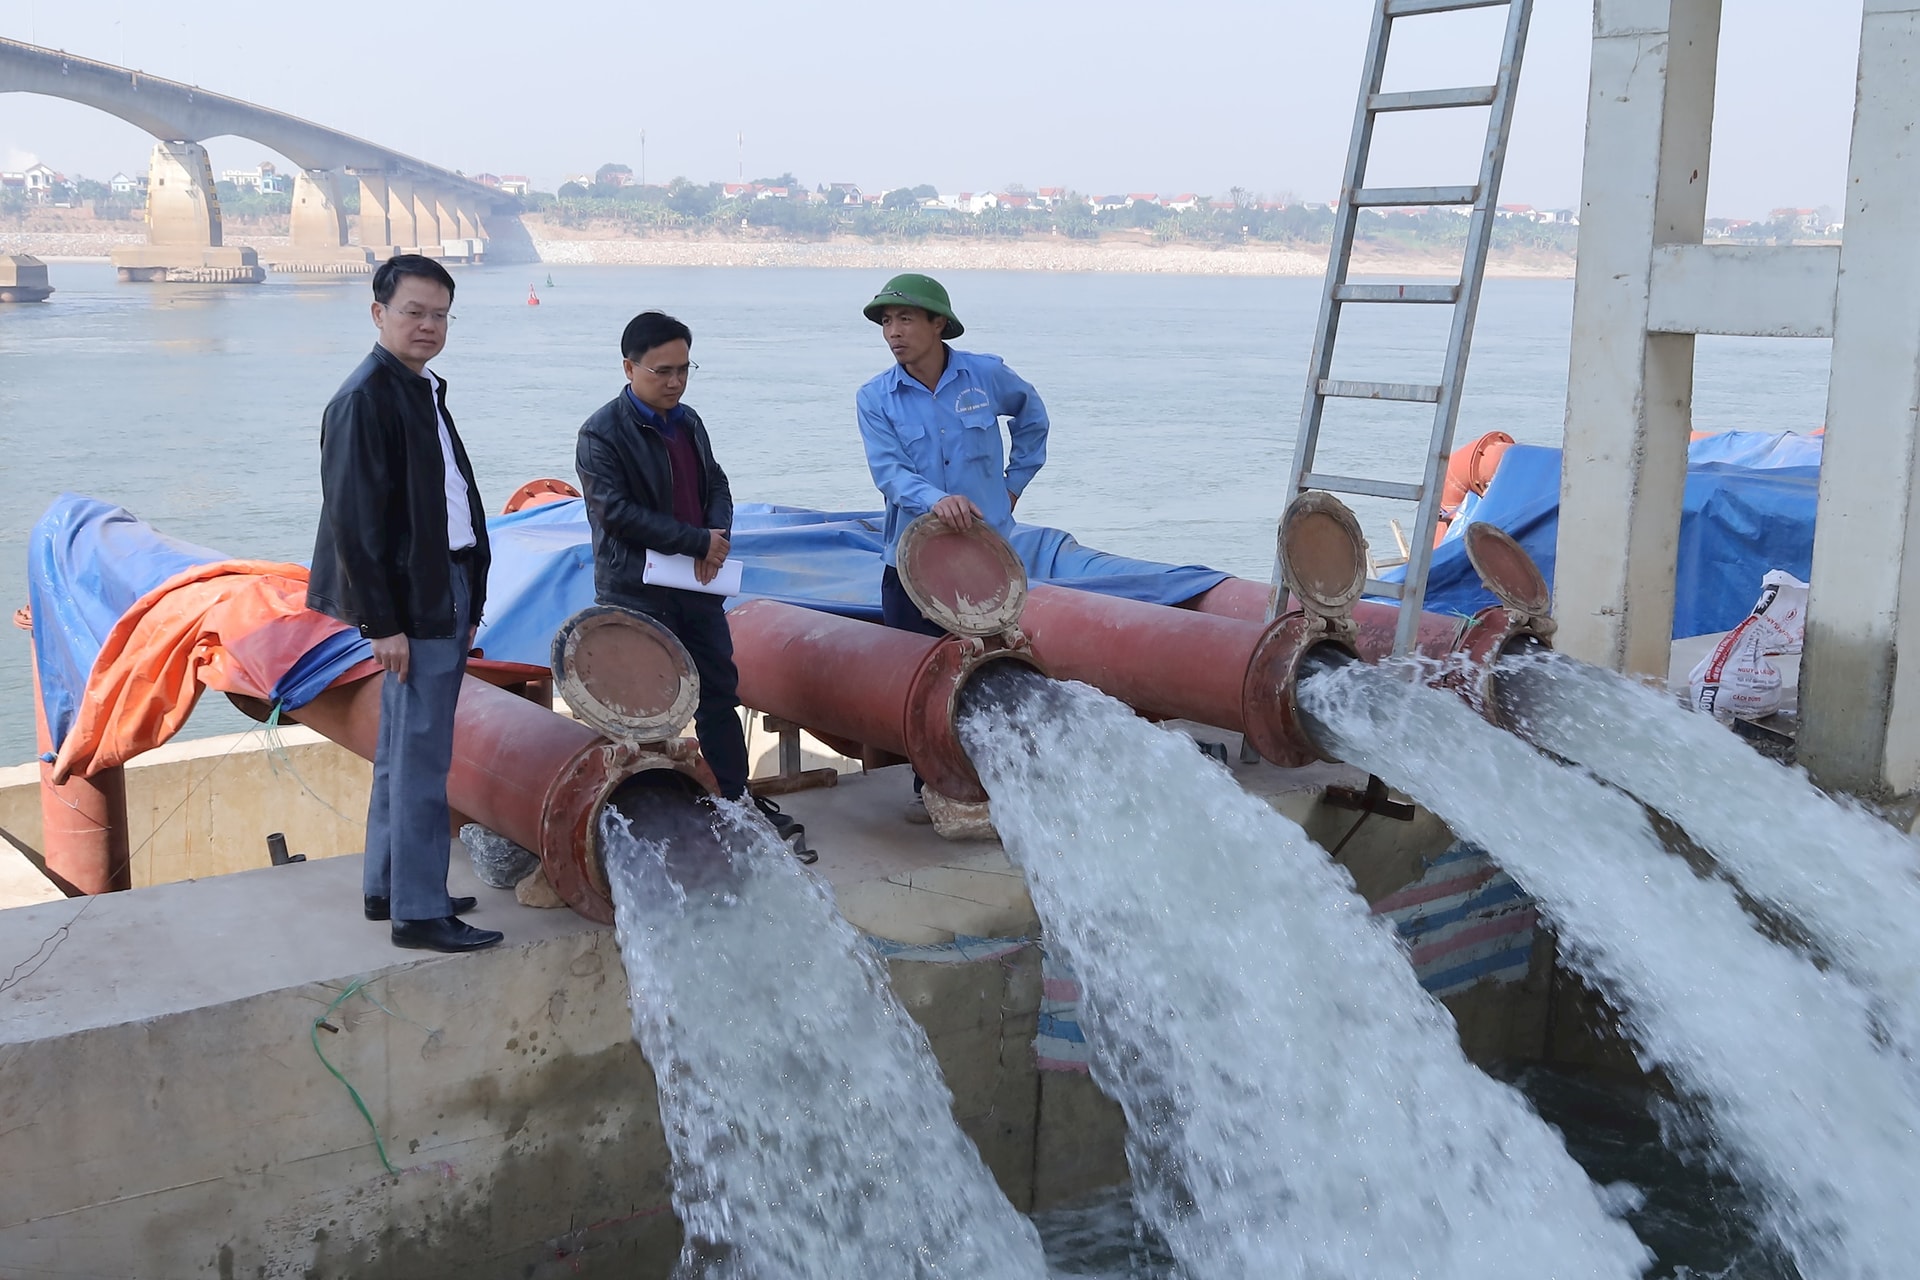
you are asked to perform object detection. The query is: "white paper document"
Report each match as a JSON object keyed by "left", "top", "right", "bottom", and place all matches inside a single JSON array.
[{"left": 642, "top": 550, "right": 743, "bottom": 597}]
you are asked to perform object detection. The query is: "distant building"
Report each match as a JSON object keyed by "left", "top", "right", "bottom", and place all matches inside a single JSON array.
[
  {"left": 1034, "top": 186, "right": 1066, "bottom": 207},
  {"left": 1495, "top": 202, "right": 1536, "bottom": 220},
  {"left": 722, "top": 183, "right": 753, "bottom": 199},
  {"left": 20, "top": 163, "right": 59, "bottom": 201},
  {"left": 1162, "top": 193, "right": 1199, "bottom": 211},
  {"left": 828, "top": 182, "right": 862, "bottom": 202},
  {"left": 498, "top": 175, "right": 531, "bottom": 196},
  {"left": 1090, "top": 194, "right": 1129, "bottom": 211},
  {"left": 221, "top": 162, "right": 287, "bottom": 193},
  {"left": 108, "top": 171, "right": 146, "bottom": 195},
  {"left": 1769, "top": 207, "right": 1824, "bottom": 235},
  {"left": 1124, "top": 192, "right": 1158, "bottom": 207},
  {"left": 473, "top": 173, "right": 503, "bottom": 189},
  {"left": 998, "top": 192, "right": 1032, "bottom": 210}
]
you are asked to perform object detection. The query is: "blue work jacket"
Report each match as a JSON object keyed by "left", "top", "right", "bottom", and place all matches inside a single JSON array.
[{"left": 855, "top": 347, "right": 1049, "bottom": 565}]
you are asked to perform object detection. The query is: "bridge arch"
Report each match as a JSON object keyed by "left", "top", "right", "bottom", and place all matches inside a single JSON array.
[{"left": 0, "top": 35, "right": 516, "bottom": 278}]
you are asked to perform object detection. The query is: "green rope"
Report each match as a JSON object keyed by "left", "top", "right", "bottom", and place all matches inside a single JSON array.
[{"left": 311, "top": 979, "right": 399, "bottom": 1176}]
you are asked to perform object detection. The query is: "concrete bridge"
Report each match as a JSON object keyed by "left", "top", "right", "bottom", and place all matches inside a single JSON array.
[{"left": 0, "top": 35, "right": 520, "bottom": 281}]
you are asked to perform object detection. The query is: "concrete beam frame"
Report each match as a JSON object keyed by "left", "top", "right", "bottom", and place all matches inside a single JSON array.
[
  {"left": 1559, "top": 0, "right": 1920, "bottom": 799},
  {"left": 1798, "top": 2, "right": 1920, "bottom": 799},
  {"left": 1555, "top": 0, "right": 1721, "bottom": 677}
]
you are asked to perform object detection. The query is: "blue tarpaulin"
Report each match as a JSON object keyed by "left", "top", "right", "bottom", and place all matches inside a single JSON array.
[
  {"left": 471, "top": 499, "right": 1230, "bottom": 666},
  {"left": 1378, "top": 432, "right": 1821, "bottom": 638},
  {"left": 29, "top": 494, "right": 1228, "bottom": 755},
  {"left": 27, "top": 495, "right": 226, "bottom": 759}
]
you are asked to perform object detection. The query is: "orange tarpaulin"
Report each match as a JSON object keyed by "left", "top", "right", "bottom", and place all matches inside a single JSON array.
[{"left": 51, "top": 560, "right": 374, "bottom": 783}]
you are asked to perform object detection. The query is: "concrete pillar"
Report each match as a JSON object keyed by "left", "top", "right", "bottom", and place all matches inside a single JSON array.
[
  {"left": 1553, "top": 0, "right": 1721, "bottom": 676},
  {"left": 434, "top": 189, "right": 459, "bottom": 247},
  {"left": 386, "top": 175, "right": 418, "bottom": 249},
  {"left": 412, "top": 184, "right": 443, "bottom": 250},
  {"left": 455, "top": 200, "right": 480, "bottom": 239},
  {"left": 1798, "top": 1, "right": 1920, "bottom": 800},
  {"left": 289, "top": 169, "right": 349, "bottom": 250},
  {"left": 143, "top": 140, "right": 222, "bottom": 248},
  {"left": 356, "top": 172, "right": 390, "bottom": 248},
  {"left": 108, "top": 142, "right": 261, "bottom": 282}
]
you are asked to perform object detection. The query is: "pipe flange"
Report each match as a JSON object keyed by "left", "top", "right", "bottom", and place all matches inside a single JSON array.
[
  {"left": 895, "top": 513, "right": 1029, "bottom": 640},
  {"left": 538, "top": 741, "right": 711, "bottom": 924},
  {"left": 1278, "top": 492, "right": 1369, "bottom": 637},
  {"left": 1463, "top": 522, "right": 1555, "bottom": 637},
  {"left": 552, "top": 605, "right": 701, "bottom": 744},
  {"left": 1441, "top": 523, "right": 1558, "bottom": 724},
  {"left": 1243, "top": 613, "right": 1359, "bottom": 769},
  {"left": 901, "top": 637, "right": 1042, "bottom": 802},
  {"left": 502, "top": 477, "right": 580, "bottom": 514}
]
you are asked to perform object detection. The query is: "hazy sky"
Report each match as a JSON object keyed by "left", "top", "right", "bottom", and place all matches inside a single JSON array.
[{"left": 0, "top": 1, "right": 1866, "bottom": 217}]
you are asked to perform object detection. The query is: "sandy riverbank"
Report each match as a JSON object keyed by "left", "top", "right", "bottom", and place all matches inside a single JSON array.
[
  {"left": 525, "top": 226, "right": 1573, "bottom": 278},
  {"left": 0, "top": 226, "right": 1573, "bottom": 279}
]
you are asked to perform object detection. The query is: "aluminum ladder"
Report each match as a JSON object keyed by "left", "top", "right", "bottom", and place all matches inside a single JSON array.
[{"left": 1277, "top": 0, "right": 1534, "bottom": 656}]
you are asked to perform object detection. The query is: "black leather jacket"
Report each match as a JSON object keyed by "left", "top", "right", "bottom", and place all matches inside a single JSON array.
[
  {"left": 576, "top": 391, "right": 734, "bottom": 609},
  {"left": 307, "top": 344, "right": 490, "bottom": 639}
]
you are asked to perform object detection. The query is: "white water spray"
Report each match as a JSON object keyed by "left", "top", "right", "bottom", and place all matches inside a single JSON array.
[
  {"left": 1497, "top": 650, "right": 1920, "bottom": 1071},
  {"left": 602, "top": 791, "right": 1049, "bottom": 1279},
  {"left": 1298, "top": 660, "right": 1920, "bottom": 1280},
  {"left": 959, "top": 669, "right": 1651, "bottom": 1280}
]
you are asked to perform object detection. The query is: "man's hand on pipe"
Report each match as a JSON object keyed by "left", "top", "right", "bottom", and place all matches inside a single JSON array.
[{"left": 932, "top": 495, "right": 984, "bottom": 532}]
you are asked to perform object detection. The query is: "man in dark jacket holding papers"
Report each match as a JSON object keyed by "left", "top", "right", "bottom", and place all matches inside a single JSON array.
[{"left": 576, "top": 311, "right": 803, "bottom": 849}]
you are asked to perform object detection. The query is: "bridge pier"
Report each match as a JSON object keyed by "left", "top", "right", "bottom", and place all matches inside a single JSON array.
[
  {"left": 109, "top": 142, "right": 263, "bottom": 284},
  {"left": 267, "top": 169, "right": 373, "bottom": 275},
  {"left": 384, "top": 175, "right": 419, "bottom": 253},
  {"left": 355, "top": 172, "right": 390, "bottom": 249},
  {"left": 412, "top": 185, "right": 443, "bottom": 254}
]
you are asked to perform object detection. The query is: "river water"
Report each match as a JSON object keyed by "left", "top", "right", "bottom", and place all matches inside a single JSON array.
[{"left": 0, "top": 262, "right": 1831, "bottom": 761}]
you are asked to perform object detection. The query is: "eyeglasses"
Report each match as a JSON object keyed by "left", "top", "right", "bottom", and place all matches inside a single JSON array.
[
  {"left": 639, "top": 361, "right": 698, "bottom": 380},
  {"left": 386, "top": 306, "right": 454, "bottom": 325}
]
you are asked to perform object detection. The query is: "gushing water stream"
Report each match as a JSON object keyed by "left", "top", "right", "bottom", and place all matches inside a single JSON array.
[
  {"left": 958, "top": 666, "right": 1652, "bottom": 1280},
  {"left": 1494, "top": 649, "right": 1920, "bottom": 1072},
  {"left": 602, "top": 783, "right": 1049, "bottom": 1279},
  {"left": 1297, "top": 659, "right": 1920, "bottom": 1280}
]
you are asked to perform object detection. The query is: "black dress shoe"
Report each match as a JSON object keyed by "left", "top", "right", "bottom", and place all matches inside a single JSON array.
[
  {"left": 365, "top": 895, "right": 477, "bottom": 922},
  {"left": 391, "top": 917, "right": 504, "bottom": 952}
]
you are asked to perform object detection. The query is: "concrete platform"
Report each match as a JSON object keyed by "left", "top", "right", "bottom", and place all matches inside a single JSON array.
[{"left": 0, "top": 768, "right": 1102, "bottom": 1278}]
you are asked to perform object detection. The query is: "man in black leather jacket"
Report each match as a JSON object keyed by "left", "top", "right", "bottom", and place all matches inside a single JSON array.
[
  {"left": 309, "top": 255, "right": 503, "bottom": 953},
  {"left": 576, "top": 311, "right": 805, "bottom": 854}
]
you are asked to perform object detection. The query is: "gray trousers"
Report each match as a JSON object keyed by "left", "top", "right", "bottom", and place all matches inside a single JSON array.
[{"left": 362, "top": 560, "right": 472, "bottom": 921}]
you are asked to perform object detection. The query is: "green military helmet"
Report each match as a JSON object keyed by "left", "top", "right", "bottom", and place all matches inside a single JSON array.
[{"left": 862, "top": 272, "right": 964, "bottom": 338}]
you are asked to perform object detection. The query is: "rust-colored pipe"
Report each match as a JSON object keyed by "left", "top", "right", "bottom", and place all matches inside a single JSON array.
[
  {"left": 290, "top": 670, "right": 656, "bottom": 924},
  {"left": 1018, "top": 584, "right": 1342, "bottom": 767},
  {"left": 728, "top": 598, "right": 1033, "bottom": 803},
  {"left": 1185, "top": 577, "right": 1464, "bottom": 659},
  {"left": 25, "top": 629, "right": 128, "bottom": 896},
  {"left": 1022, "top": 585, "right": 1254, "bottom": 731}
]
